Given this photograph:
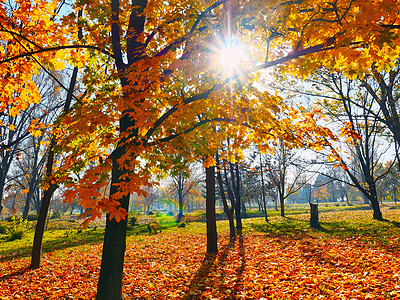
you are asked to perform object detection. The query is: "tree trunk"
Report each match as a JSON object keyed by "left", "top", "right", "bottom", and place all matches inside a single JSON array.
[
  {"left": 259, "top": 153, "right": 268, "bottom": 222},
  {"left": 23, "top": 195, "right": 31, "bottom": 220},
  {"left": 30, "top": 147, "right": 57, "bottom": 269},
  {"left": 280, "top": 193, "right": 285, "bottom": 217},
  {"left": 310, "top": 203, "right": 321, "bottom": 229},
  {"left": 176, "top": 194, "right": 184, "bottom": 223},
  {"left": 216, "top": 162, "right": 235, "bottom": 239},
  {"left": 370, "top": 196, "right": 383, "bottom": 221},
  {"left": 96, "top": 155, "right": 129, "bottom": 300},
  {"left": 233, "top": 163, "right": 242, "bottom": 231},
  {"left": 205, "top": 165, "right": 218, "bottom": 253}
]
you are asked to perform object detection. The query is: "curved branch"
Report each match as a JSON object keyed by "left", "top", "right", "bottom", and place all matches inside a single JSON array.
[{"left": 0, "top": 45, "right": 114, "bottom": 65}]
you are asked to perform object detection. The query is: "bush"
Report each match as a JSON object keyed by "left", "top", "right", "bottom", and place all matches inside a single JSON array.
[
  {"left": 177, "top": 222, "right": 186, "bottom": 228},
  {"left": 51, "top": 210, "right": 62, "bottom": 219},
  {"left": 0, "top": 224, "right": 8, "bottom": 234},
  {"left": 8, "top": 229, "right": 24, "bottom": 241},
  {"left": 129, "top": 215, "right": 137, "bottom": 227},
  {"left": 27, "top": 214, "right": 38, "bottom": 221},
  {"left": 5, "top": 216, "right": 18, "bottom": 222},
  {"left": 167, "top": 211, "right": 174, "bottom": 216}
]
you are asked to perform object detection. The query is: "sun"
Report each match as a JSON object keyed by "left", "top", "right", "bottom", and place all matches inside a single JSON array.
[{"left": 217, "top": 45, "right": 244, "bottom": 72}]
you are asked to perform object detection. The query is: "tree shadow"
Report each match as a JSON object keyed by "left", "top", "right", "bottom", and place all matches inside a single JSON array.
[
  {"left": 230, "top": 234, "right": 245, "bottom": 298},
  {"left": 182, "top": 252, "right": 218, "bottom": 299},
  {"left": 182, "top": 237, "right": 243, "bottom": 299},
  {"left": 0, "top": 267, "right": 29, "bottom": 282}
]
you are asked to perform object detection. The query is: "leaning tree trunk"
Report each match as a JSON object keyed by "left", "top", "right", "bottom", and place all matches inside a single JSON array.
[
  {"left": 30, "top": 10, "right": 81, "bottom": 268},
  {"left": 205, "top": 164, "right": 218, "bottom": 253},
  {"left": 30, "top": 147, "right": 58, "bottom": 269},
  {"left": 370, "top": 195, "right": 383, "bottom": 221}
]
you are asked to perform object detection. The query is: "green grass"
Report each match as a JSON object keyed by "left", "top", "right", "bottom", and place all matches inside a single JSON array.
[
  {"left": 247, "top": 208, "right": 400, "bottom": 253},
  {"left": 2, "top": 204, "right": 399, "bottom": 263}
]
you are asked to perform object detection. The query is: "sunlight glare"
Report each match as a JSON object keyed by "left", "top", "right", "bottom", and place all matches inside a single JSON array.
[{"left": 218, "top": 46, "right": 244, "bottom": 71}]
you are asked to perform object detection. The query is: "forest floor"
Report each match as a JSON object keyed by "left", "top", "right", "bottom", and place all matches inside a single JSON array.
[{"left": 0, "top": 205, "right": 400, "bottom": 299}]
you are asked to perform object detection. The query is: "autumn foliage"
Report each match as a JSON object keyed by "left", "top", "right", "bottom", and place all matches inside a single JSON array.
[{"left": 1, "top": 208, "right": 400, "bottom": 299}]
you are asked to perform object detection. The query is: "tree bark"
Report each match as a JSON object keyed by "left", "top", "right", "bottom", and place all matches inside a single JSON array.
[
  {"left": 310, "top": 203, "right": 321, "bottom": 229},
  {"left": 96, "top": 1, "right": 147, "bottom": 296},
  {"left": 205, "top": 165, "right": 218, "bottom": 253},
  {"left": 280, "top": 195, "right": 285, "bottom": 217},
  {"left": 216, "top": 158, "right": 235, "bottom": 239},
  {"left": 30, "top": 146, "right": 57, "bottom": 269},
  {"left": 96, "top": 157, "right": 129, "bottom": 300},
  {"left": 176, "top": 193, "right": 184, "bottom": 223},
  {"left": 232, "top": 163, "right": 242, "bottom": 231},
  {"left": 259, "top": 153, "right": 268, "bottom": 222},
  {"left": 370, "top": 194, "right": 383, "bottom": 221}
]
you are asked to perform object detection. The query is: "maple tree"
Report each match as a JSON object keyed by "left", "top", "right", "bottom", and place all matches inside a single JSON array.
[{"left": 2, "top": 0, "right": 400, "bottom": 298}]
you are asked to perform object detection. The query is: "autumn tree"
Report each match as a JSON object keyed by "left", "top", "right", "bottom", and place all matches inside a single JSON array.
[
  {"left": 168, "top": 166, "right": 202, "bottom": 223},
  {"left": 309, "top": 70, "right": 395, "bottom": 220},
  {"left": 261, "top": 140, "right": 306, "bottom": 217},
  {"left": 133, "top": 187, "right": 159, "bottom": 213},
  {"left": 377, "top": 161, "right": 400, "bottom": 204}
]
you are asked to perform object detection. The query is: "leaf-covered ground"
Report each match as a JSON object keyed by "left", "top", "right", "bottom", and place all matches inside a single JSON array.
[{"left": 1, "top": 208, "right": 400, "bottom": 299}]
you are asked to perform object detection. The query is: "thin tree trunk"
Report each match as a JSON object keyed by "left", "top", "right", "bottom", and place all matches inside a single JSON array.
[
  {"left": 232, "top": 163, "right": 242, "bottom": 231},
  {"left": 280, "top": 193, "right": 285, "bottom": 217},
  {"left": 177, "top": 194, "right": 184, "bottom": 223},
  {"left": 259, "top": 153, "right": 268, "bottom": 222},
  {"left": 30, "top": 147, "right": 57, "bottom": 269},
  {"left": 216, "top": 155, "right": 235, "bottom": 239},
  {"left": 30, "top": 8, "right": 82, "bottom": 268},
  {"left": 22, "top": 195, "right": 31, "bottom": 220},
  {"left": 206, "top": 165, "right": 218, "bottom": 253}
]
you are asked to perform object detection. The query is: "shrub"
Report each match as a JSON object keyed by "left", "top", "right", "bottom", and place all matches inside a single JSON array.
[
  {"left": 27, "top": 214, "right": 38, "bottom": 221},
  {"left": 177, "top": 222, "right": 186, "bottom": 228},
  {"left": 0, "top": 224, "right": 8, "bottom": 234},
  {"left": 129, "top": 215, "right": 137, "bottom": 227},
  {"left": 5, "top": 216, "right": 18, "bottom": 222},
  {"left": 8, "top": 229, "right": 24, "bottom": 241},
  {"left": 167, "top": 211, "right": 174, "bottom": 216},
  {"left": 51, "top": 210, "right": 62, "bottom": 219}
]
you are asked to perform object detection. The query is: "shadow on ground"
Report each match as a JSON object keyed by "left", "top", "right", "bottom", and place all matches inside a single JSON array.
[{"left": 181, "top": 235, "right": 246, "bottom": 299}]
